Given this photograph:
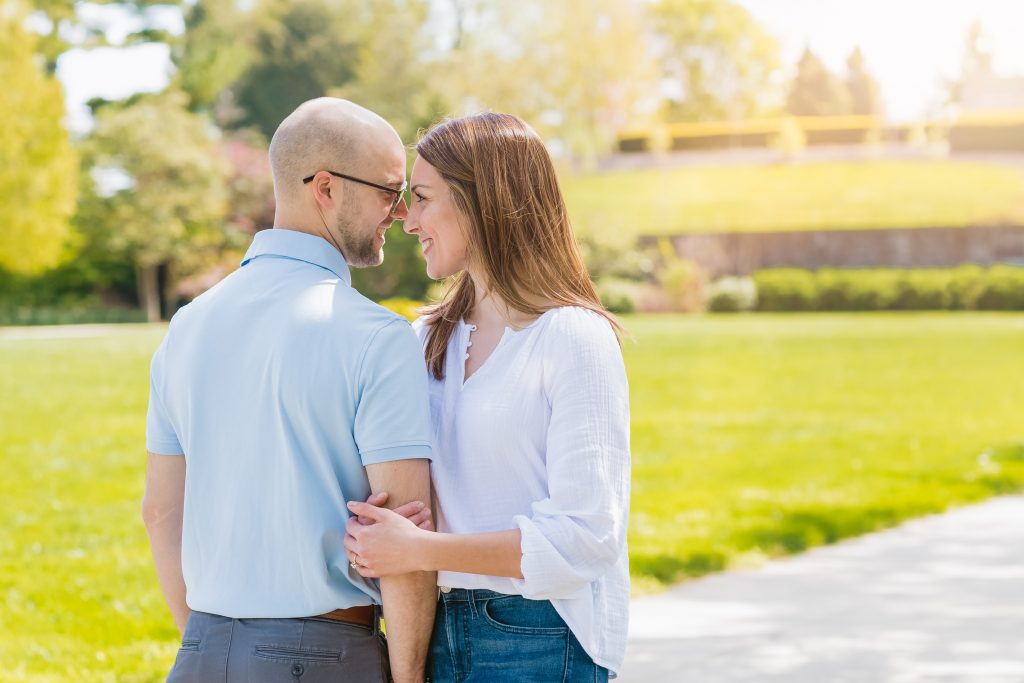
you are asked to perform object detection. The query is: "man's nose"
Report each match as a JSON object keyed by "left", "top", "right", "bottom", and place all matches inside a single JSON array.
[{"left": 392, "top": 195, "right": 409, "bottom": 220}]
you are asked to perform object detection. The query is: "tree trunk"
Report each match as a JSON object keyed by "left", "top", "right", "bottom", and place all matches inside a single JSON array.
[{"left": 137, "top": 262, "right": 161, "bottom": 322}]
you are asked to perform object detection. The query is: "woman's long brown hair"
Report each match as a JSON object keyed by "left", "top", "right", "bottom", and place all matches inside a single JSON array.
[{"left": 417, "top": 112, "right": 621, "bottom": 380}]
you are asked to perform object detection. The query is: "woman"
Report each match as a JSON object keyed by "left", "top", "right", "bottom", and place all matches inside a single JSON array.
[{"left": 344, "top": 112, "right": 631, "bottom": 682}]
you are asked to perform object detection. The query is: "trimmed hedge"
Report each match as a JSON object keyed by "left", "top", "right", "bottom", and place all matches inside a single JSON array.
[
  {"left": 753, "top": 265, "right": 1024, "bottom": 312},
  {"left": 0, "top": 307, "right": 147, "bottom": 326}
]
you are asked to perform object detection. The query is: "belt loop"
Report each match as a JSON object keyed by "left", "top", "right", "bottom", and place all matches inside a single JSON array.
[
  {"left": 373, "top": 605, "right": 383, "bottom": 637},
  {"left": 468, "top": 589, "right": 479, "bottom": 619}
]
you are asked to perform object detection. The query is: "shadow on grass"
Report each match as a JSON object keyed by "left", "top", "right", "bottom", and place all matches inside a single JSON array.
[
  {"left": 737, "top": 505, "right": 909, "bottom": 555},
  {"left": 631, "top": 442, "right": 1024, "bottom": 589},
  {"left": 631, "top": 552, "right": 727, "bottom": 585}
]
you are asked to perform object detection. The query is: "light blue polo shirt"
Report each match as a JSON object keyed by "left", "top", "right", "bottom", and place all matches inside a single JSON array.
[{"left": 146, "top": 228, "right": 433, "bottom": 618}]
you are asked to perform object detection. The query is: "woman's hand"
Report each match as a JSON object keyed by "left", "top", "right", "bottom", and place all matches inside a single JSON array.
[
  {"left": 357, "top": 491, "right": 433, "bottom": 531},
  {"left": 344, "top": 500, "right": 433, "bottom": 577}
]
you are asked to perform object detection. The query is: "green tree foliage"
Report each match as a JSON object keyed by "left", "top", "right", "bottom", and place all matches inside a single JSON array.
[
  {"left": 649, "top": 0, "right": 781, "bottom": 122},
  {"left": 0, "top": 6, "right": 77, "bottom": 274},
  {"left": 173, "top": 0, "right": 255, "bottom": 114},
  {"left": 786, "top": 47, "right": 851, "bottom": 116},
  {"left": 435, "top": 0, "right": 657, "bottom": 163},
  {"left": 82, "top": 93, "right": 231, "bottom": 320},
  {"left": 845, "top": 46, "right": 882, "bottom": 116},
  {"left": 27, "top": 0, "right": 185, "bottom": 73},
  {"left": 328, "top": 0, "right": 448, "bottom": 143},
  {"left": 230, "top": 0, "right": 361, "bottom": 140}
]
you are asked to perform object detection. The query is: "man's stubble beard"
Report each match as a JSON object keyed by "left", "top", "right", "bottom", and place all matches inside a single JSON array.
[{"left": 335, "top": 207, "right": 384, "bottom": 269}]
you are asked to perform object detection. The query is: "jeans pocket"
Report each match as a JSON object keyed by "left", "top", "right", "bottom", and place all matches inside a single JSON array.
[{"left": 480, "top": 596, "right": 569, "bottom": 636}]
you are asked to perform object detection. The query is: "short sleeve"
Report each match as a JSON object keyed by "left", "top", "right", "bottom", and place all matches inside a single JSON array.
[
  {"left": 353, "top": 319, "right": 434, "bottom": 465},
  {"left": 146, "top": 338, "right": 184, "bottom": 455}
]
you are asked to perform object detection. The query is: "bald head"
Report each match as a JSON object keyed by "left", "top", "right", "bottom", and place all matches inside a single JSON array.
[{"left": 269, "top": 98, "right": 403, "bottom": 205}]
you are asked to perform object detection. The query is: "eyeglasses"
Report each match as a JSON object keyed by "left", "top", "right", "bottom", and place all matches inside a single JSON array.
[{"left": 303, "top": 170, "right": 407, "bottom": 215}]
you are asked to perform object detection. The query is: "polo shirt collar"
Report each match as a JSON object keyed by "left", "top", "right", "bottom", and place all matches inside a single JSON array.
[{"left": 241, "top": 228, "right": 351, "bottom": 285}]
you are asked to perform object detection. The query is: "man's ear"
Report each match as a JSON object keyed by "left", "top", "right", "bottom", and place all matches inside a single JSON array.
[{"left": 310, "top": 172, "right": 334, "bottom": 210}]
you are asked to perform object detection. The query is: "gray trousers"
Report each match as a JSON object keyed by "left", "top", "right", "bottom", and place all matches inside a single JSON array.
[{"left": 167, "top": 610, "right": 391, "bottom": 682}]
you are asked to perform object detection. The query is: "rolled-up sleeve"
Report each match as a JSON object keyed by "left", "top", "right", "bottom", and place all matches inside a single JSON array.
[{"left": 510, "top": 313, "right": 630, "bottom": 599}]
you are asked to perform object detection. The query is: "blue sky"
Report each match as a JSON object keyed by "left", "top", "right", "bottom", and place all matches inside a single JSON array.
[{"left": 53, "top": 0, "right": 1024, "bottom": 132}]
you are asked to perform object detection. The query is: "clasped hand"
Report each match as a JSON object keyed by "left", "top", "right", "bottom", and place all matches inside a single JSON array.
[{"left": 344, "top": 492, "right": 433, "bottom": 578}]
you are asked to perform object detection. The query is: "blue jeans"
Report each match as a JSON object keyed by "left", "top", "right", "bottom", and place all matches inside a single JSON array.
[{"left": 427, "top": 588, "right": 609, "bottom": 683}]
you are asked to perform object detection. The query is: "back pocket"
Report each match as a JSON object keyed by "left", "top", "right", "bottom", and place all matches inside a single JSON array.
[{"left": 252, "top": 645, "right": 341, "bottom": 663}]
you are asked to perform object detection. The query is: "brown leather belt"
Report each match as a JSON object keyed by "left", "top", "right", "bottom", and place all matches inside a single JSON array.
[{"left": 314, "top": 605, "right": 375, "bottom": 628}]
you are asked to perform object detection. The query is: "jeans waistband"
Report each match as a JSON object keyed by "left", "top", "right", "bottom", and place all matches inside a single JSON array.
[{"left": 437, "top": 588, "right": 517, "bottom": 603}]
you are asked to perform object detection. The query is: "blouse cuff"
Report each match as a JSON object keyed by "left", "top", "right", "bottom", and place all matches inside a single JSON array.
[{"left": 510, "top": 514, "right": 592, "bottom": 601}]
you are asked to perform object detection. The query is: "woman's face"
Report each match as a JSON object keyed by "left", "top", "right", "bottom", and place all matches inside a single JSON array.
[{"left": 403, "top": 156, "right": 469, "bottom": 280}]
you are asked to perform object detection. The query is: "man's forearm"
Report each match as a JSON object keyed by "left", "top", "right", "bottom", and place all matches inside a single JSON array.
[
  {"left": 145, "top": 517, "right": 190, "bottom": 635},
  {"left": 380, "top": 570, "right": 436, "bottom": 683},
  {"left": 364, "top": 458, "right": 434, "bottom": 681}
]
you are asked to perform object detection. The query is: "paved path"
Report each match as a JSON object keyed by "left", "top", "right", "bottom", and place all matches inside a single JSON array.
[{"left": 620, "top": 496, "right": 1024, "bottom": 682}]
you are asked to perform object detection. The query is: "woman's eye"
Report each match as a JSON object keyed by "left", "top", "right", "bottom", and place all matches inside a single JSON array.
[{"left": 414, "top": 193, "right": 427, "bottom": 203}]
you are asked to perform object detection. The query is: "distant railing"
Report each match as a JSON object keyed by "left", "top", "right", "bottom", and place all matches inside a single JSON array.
[{"left": 617, "top": 112, "right": 1024, "bottom": 154}]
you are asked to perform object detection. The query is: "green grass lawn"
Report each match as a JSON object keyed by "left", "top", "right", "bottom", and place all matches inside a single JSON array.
[
  {"left": 623, "top": 314, "right": 1024, "bottom": 591},
  {"left": 562, "top": 160, "right": 1024, "bottom": 243},
  {"left": 2, "top": 314, "right": 1023, "bottom": 680}
]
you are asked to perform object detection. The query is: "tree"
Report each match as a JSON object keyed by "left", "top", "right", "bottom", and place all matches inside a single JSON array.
[
  {"left": 436, "top": 0, "right": 658, "bottom": 162},
  {"left": 649, "top": 0, "right": 782, "bottom": 122},
  {"left": 0, "top": 5, "right": 77, "bottom": 275},
  {"left": 229, "top": 0, "right": 362, "bottom": 140},
  {"left": 961, "top": 19, "right": 993, "bottom": 80},
  {"left": 173, "top": 0, "right": 255, "bottom": 116},
  {"left": 786, "top": 47, "right": 850, "bottom": 116},
  {"left": 845, "top": 46, "right": 882, "bottom": 116},
  {"left": 948, "top": 19, "right": 994, "bottom": 105},
  {"left": 82, "top": 93, "right": 232, "bottom": 321},
  {"left": 27, "top": 0, "right": 185, "bottom": 73},
  {"left": 328, "top": 0, "right": 447, "bottom": 144}
]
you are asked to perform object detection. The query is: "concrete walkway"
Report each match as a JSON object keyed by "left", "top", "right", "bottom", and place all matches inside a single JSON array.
[{"left": 620, "top": 496, "right": 1024, "bottom": 682}]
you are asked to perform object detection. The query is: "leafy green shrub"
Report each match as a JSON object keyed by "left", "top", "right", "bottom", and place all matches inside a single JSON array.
[
  {"left": 378, "top": 298, "right": 424, "bottom": 322},
  {"left": 595, "top": 277, "right": 639, "bottom": 314},
  {"left": 660, "top": 259, "right": 707, "bottom": 312},
  {"left": 894, "top": 270, "right": 952, "bottom": 310},
  {"left": 0, "top": 307, "right": 146, "bottom": 326},
  {"left": 753, "top": 269, "right": 817, "bottom": 311},
  {"left": 816, "top": 269, "right": 900, "bottom": 311},
  {"left": 753, "top": 265, "right": 1024, "bottom": 312},
  {"left": 947, "top": 265, "right": 986, "bottom": 309},
  {"left": 976, "top": 265, "right": 1024, "bottom": 310},
  {"left": 706, "top": 276, "right": 757, "bottom": 312}
]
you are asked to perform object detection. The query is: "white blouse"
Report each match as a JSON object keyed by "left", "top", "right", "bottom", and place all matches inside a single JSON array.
[{"left": 412, "top": 306, "right": 631, "bottom": 675}]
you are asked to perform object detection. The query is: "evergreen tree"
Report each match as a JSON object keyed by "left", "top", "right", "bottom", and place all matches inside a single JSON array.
[
  {"left": 786, "top": 47, "right": 850, "bottom": 116},
  {"left": 845, "top": 46, "right": 882, "bottom": 116}
]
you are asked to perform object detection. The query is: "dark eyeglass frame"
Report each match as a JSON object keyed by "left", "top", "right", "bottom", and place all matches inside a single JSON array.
[{"left": 303, "top": 170, "right": 407, "bottom": 214}]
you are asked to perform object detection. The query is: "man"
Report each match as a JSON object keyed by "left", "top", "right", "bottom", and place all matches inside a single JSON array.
[{"left": 142, "top": 98, "right": 436, "bottom": 683}]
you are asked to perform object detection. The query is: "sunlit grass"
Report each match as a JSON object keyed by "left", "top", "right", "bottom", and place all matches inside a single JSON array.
[
  {"left": 623, "top": 313, "right": 1024, "bottom": 591},
  {"left": 562, "top": 160, "right": 1024, "bottom": 243},
  {"left": 1, "top": 314, "right": 1023, "bottom": 678}
]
